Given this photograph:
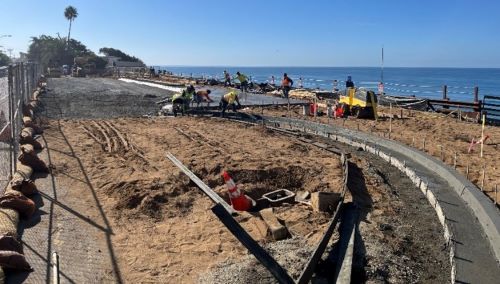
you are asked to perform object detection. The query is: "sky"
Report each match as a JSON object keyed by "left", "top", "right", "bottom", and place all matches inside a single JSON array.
[{"left": 0, "top": 0, "right": 499, "bottom": 67}]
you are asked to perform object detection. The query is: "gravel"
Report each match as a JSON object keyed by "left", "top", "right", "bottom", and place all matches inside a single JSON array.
[
  {"left": 198, "top": 237, "right": 314, "bottom": 284},
  {"left": 40, "top": 77, "right": 175, "bottom": 119}
]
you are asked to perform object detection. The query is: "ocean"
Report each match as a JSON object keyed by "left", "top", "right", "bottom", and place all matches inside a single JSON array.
[{"left": 158, "top": 66, "right": 500, "bottom": 102}]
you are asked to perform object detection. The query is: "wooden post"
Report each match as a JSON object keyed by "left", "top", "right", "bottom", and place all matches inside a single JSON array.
[
  {"left": 400, "top": 109, "right": 403, "bottom": 119},
  {"left": 412, "top": 137, "right": 415, "bottom": 147},
  {"left": 342, "top": 119, "right": 345, "bottom": 127},
  {"left": 389, "top": 103, "right": 393, "bottom": 136},
  {"left": 454, "top": 152, "right": 457, "bottom": 169},
  {"left": 357, "top": 123, "right": 359, "bottom": 131},
  {"left": 466, "top": 164, "right": 469, "bottom": 179},
  {"left": 440, "top": 145, "right": 444, "bottom": 161},
  {"left": 422, "top": 138, "right": 426, "bottom": 151}
]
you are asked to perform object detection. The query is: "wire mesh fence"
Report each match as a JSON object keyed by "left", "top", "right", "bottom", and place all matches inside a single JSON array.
[{"left": 0, "top": 62, "right": 40, "bottom": 191}]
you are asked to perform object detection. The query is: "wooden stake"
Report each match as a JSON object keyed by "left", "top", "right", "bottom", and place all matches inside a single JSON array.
[
  {"left": 422, "top": 138, "right": 426, "bottom": 151},
  {"left": 400, "top": 109, "right": 403, "bottom": 119},
  {"left": 454, "top": 152, "right": 457, "bottom": 169},
  {"left": 481, "top": 114, "right": 485, "bottom": 158},
  {"left": 357, "top": 123, "right": 360, "bottom": 131},
  {"left": 412, "top": 137, "right": 415, "bottom": 147},
  {"left": 440, "top": 145, "right": 444, "bottom": 161},
  {"left": 466, "top": 164, "right": 469, "bottom": 179}
]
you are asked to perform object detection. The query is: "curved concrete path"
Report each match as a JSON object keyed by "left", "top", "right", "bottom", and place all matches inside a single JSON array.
[{"left": 259, "top": 116, "right": 500, "bottom": 284}]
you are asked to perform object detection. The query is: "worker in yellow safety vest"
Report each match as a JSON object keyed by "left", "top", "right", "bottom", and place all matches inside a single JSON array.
[
  {"left": 235, "top": 71, "right": 249, "bottom": 93},
  {"left": 219, "top": 89, "right": 242, "bottom": 117},
  {"left": 172, "top": 85, "right": 196, "bottom": 116}
]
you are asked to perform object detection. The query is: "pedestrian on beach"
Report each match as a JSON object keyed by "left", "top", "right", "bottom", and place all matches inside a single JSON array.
[
  {"left": 223, "top": 70, "right": 231, "bottom": 86},
  {"left": 281, "top": 73, "right": 294, "bottom": 99},
  {"left": 299, "top": 77, "right": 303, "bottom": 88},
  {"left": 219, "top": 89, "right": 242, "bottom": 117},
  {"left": 235, "top": 71, "right": 249, "bottom": 93},
  {"left": 346, "top": 76, "right": 354, "bottom": 88},
  {"left": 271, "top": 75, "right": 275, "bottom": 86},
  {"left": 333, "top": 79, "right": 339, "bottom": 91}
]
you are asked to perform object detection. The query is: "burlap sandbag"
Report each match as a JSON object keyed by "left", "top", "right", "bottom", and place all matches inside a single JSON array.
[
  {"left": 0, "top": 251, "right": 32, "bottom": 271},
  {"left": 22, "top": 116, "right": 34, "bottom": 128},
  {"left": 0, "top": 191, "right": 36, "bottom": 219},
  {"left": 32, "top": 90, "right": 40, "bottom": 100},
  {"left": 15, "top": 164, "right": 33, "bottom": 180},
  {"left": 20, "top": 144, "right": 34, "bottom": 155},
  {"left": 22, "top": 103, "right": 33, "bottom": 118},
  {"left": 0, "top": 235, "right": 23, "bottom": 254},
  {"left": 0, "top": 208, "right": 19, "bottom": 238},
  {"left": 18, "top": 153, "right": 48, "bottom": 173},
  {"left": 19, "top": 128, "right": 42, "bottom": 150},
  {"left": 28, "top": 100, "right": 40, "bottom": 112},
  {"left": 9, "top": 180, "right": 38, "bottom": 197}
]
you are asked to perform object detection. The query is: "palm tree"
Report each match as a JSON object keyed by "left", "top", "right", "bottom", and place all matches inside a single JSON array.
[{"left": 64, "top": 6, "right": 78, "bottom": 46}]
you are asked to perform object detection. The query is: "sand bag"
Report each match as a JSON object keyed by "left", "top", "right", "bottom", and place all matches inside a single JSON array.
[
  {"left": 0, "top": 251, "right": 32, "bottom": 271},
  {"left": 0, "top": 191, "right": 36, "bottom": 219},
  {"left": 0, "top": 235, "right": 23, "bottom": 254},
  {"left": 22, "top": 103, "right": 34, "bottom": 118},
  {"left": 32, "top": 90, "right": 40, "bottom": 100},
  {"left": 15, "top": 164, "right": 33, "bottom": 180},
  {"left": 0, "top": 267, "right": 5, "bottom": 284},
  {"left": 18, "top": 152, "right": 49, "bottom": 173},
  {"left": 20, "top": 144, "right": 35, "bottom": 155},
  {"left": 19, "top": 128, "right": 42, "bottom": 150},
  {"left": 0, "top": 208, "right": 19, "bottom": 238},
  {"left": 9, "top": 180, "right": 38, "bottom": 197},
  {"left": 22, "top": 116, "right": 34, "bottom": 128}
]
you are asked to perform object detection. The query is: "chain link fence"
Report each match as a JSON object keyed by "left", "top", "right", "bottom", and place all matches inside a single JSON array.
[{"left": 0, "top": 62, "right": 40, "bottom": 191}]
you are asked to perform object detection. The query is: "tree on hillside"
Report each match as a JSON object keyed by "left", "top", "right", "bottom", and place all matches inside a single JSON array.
[
  {"left": 0, "top": 51, "right": 10, "bottom": 66},
  {"left": 27, "top": 35, "right": 106, "bottom": 70},
  {"left": 99, "top": 47, "right": 144, "bottom": 63},
  {"left": 64, "top": 6, "right": 78, "bottom": 46}
]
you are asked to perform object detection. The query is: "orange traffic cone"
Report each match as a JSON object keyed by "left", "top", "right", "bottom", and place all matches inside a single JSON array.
[{"left": 222, "top": 171, "right": 252, "bottom": 211}]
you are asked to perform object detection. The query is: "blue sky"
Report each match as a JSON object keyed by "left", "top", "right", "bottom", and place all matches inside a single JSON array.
[{"left": 1, "top": 0, "right": 499, "bottom": 67}]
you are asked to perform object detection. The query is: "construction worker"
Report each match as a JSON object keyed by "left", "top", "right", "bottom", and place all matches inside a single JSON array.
[
  {"left": 219, "top": 89, "right": 242, "bottom": 117},
  {"left": 172, "top": 85, "right": 196, "bottom": 116},
  {"left": 235, "top": 71, "right": 249, "bottom": 93},
  {"left": 223, "top": 70, "right": 232, "bottom": 86},
  {"left": 281, "top": 73, "right": 294, "bottom": 99},
  {"left": 194, "top": 89, "right": 213, "bottom": 107}
]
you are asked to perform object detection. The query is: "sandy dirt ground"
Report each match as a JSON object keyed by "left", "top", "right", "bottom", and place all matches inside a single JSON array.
[
  {"left": 34, "top": 78, "right": 451, "bottom": 283},
  {"left": 256, "top": 105, "right": 500, "bottom": 205},
  {"left": 42, "top": 117, "right": 344, "bottom": 283}
]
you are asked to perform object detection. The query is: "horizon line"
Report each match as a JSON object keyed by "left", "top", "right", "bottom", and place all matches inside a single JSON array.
[{"left": 151, "top": 65, "right": 500, "bottom": 69}]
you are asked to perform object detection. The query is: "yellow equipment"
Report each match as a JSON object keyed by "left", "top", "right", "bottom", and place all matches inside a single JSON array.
[{"left": 339, "top": 87, "right": 378, "bottom": 119}]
